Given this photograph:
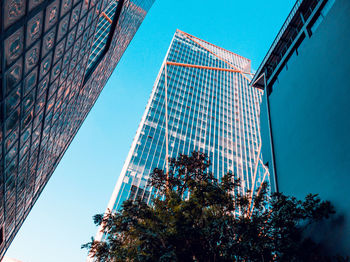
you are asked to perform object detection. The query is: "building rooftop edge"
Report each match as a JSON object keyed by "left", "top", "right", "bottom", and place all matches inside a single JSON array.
[
  {"left": 175, "top": 29, "right": 251, "bottom": 63},
  {"left": 251, "top": 0, "right": 304, "bottom": 88}
]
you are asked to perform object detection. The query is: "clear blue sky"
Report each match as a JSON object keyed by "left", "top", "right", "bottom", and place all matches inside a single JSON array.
[{"left": 6, "top": 0, "right": 294, "bottom": 261}]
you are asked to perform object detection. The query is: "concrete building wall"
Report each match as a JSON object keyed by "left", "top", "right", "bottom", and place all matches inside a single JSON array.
[{"left": 266, "top": 0, "right": 350, "bottom": 255}]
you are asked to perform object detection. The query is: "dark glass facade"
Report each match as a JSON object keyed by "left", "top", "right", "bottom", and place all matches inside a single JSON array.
[
  {"left": 92, "top": 30, "right": 269, "bottom": 245},
  {"left": 0, "top": 0, "right": 155, "bottom": 258},
  {"left": 252, "top": 0, "right": 350, "bottom": 255}
]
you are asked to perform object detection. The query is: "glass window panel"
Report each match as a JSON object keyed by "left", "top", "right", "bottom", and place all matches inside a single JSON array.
[
  {"left": 25, "top": 42, "right": 40, "bottom": 74},
  {"left": 4, "top": 0, "right": 26, "bottom": 29},
  {"left": 45, "top": 0, "right": 59, "bottom": 32},
  {"left": 5, "top": 58, "right": 22, "bottom": 95},
  {"left": 4, "top": 27, "right": 24, "bottom": 66},
  {"left": 26, "top": 11, "right": 43, "bottom": 47},
  {"left": 42, "top": 27, "right": 56, "bottom": 57}
]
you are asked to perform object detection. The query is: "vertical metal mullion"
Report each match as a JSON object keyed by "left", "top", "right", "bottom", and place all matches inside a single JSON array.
[
  {"left": 31, "top": 0, "right": 62, "bottom": 205},
  {"left": 264, "top": 71, "right": 278, "bottom": 193},
  {"left": 0, "top": 0, "right": 6, "bottom": 252},
  {"left": 13, "top": 0, "right": 31, "bottom": 233}
]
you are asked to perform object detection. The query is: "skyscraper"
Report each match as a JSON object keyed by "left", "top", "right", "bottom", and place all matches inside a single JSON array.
[
  {"left": 0, "top": 0, "right": 155, "bottom": 258},
  {"left": 94, "top": 30, "right": 269, "bottom": 243}
]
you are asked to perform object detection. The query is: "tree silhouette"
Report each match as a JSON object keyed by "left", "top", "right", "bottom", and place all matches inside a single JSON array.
[{"left": 83, "top": 151, "right": 345, "bottom": 262}]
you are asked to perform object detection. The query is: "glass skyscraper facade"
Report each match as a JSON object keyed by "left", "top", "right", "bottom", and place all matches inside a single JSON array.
[
  {"left": 0, "top": 0, "right": 154, "bottom": 258},
  {"left": 95, "top": 30, "right": 269, "bottom": 243}
]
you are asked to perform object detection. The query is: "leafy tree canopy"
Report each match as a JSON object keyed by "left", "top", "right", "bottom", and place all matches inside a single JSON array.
[{"left": 84, "top": 151, "right": 346, "bottom": 262}]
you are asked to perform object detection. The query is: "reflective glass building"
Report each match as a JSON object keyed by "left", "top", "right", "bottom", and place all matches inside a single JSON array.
[
  {"left": 0, "top": 0, "right": 154, "bottom": 258},
  {"left": 252, "top": 0, "right": 350, "bottom": 255},
  {"left": 94, "top": 30, "right": 269, "bottom": 243}
]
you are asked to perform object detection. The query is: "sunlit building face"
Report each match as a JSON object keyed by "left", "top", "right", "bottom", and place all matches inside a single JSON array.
[{"left": 96, "top": 30, "right": 268, "bottom": 245}]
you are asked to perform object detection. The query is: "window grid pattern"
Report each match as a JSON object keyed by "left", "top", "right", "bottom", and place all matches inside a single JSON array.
[
  {"left": 86, "top": 0, "right": 119, "bottom": 72},
  {"left": 0, "top": 0, "right": 154, "bottom": 258},
  {"left": 102, "top": 30, "right": 267, "bottom": 224}
]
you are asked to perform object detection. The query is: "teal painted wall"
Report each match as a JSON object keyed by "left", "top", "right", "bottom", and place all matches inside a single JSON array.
[{"left": 267, "top": 0, "right": 350, "bottom": 255}]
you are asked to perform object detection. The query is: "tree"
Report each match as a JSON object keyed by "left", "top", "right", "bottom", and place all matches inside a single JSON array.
[{"left": 83, "top": 151, "right": 345, "bottom": 262}]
